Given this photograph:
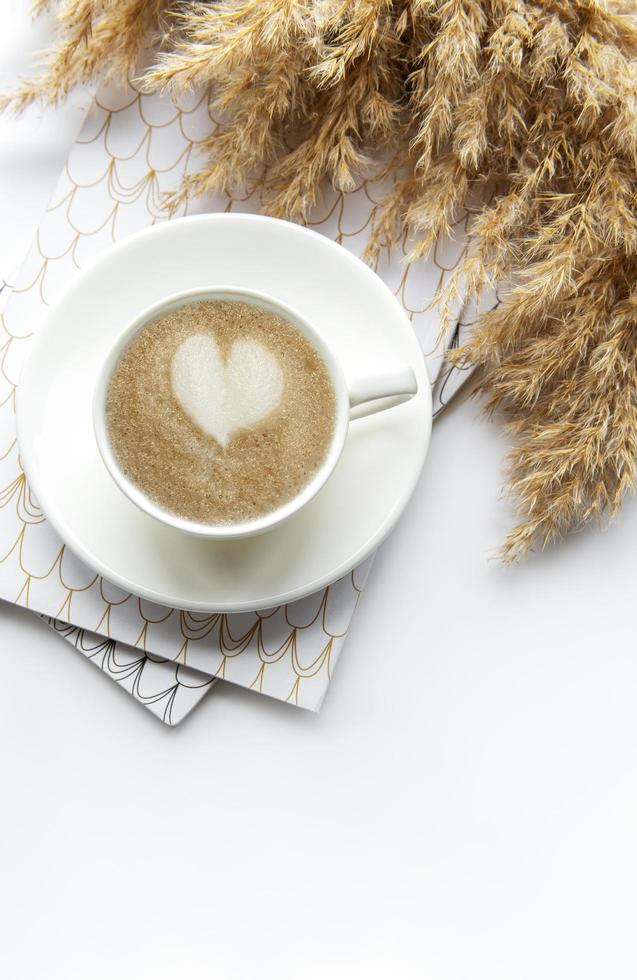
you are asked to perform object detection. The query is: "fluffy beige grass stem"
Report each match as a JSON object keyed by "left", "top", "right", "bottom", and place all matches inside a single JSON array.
[{"left": 6, "top": 0, "right": 637, "bottom": 560}]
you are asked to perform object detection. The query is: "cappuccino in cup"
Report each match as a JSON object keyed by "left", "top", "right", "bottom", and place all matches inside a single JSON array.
[{"left": 105, "top": 299, "right": 337, "bottom": 526}]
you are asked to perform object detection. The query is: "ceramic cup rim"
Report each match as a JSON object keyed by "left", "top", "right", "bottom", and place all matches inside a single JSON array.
[{"left": 92, "top": 285, "right": 351, "bottom": 540}]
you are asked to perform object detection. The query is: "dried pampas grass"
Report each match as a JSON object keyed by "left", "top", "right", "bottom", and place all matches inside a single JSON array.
[{"left": 5, "top": 0, "right": 637, "bottom": 559}]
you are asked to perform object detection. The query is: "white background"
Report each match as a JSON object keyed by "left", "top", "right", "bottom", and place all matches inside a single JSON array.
[{"left": 2, "top": 6, "right": 637, "bottom": 978}]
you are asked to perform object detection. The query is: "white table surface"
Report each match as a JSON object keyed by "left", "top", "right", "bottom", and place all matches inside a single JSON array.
[{"left": 2, "top": 8, "right": 637, "bottom": 979}]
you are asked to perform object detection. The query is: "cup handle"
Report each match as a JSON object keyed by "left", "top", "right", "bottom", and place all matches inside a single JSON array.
[{"left": 348, "top": 365, "right": 418, "bottom": 420}]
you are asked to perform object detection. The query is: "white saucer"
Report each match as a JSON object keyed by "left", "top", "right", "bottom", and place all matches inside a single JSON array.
[{"left": 17, "top": 214, "right": 431, "bottom": 612}]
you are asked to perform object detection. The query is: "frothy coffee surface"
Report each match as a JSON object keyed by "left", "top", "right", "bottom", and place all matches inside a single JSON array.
[{"left": 105, "top": 300, "right": 337, "bottom": 525}]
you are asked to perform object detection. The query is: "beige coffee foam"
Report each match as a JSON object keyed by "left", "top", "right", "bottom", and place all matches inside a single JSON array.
[{"left": 105, "top": 300, "right": 337, "bottom": 524}]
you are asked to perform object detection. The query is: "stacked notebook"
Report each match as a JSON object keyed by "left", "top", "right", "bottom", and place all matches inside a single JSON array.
[{"left": 0, "top": 79, "right": 477, "bottom": 723}]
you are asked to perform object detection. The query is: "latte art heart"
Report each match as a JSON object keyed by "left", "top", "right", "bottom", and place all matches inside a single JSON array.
[
  {"left": 106, "top": 299, "right": 336, "bottom": 525},
  {"left": 171, "top": 334, "right": 284, "bottom": 447}
]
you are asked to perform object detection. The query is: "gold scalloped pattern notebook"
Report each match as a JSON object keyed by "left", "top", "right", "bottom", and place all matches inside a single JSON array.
[{"left": 0, "top": 79, "right": 475, "bottom": 717}]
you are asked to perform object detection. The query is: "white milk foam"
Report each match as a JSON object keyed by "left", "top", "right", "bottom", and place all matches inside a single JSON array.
[
  {"left": 106, "top": 299, "right": 336, "bottom": 524},
  {"left": 171, "top": 334, "right": 284, "bottom": 447}
]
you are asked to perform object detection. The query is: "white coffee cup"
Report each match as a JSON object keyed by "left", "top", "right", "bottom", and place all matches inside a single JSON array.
[{"left": 93, "top": 286, "right": 418, "bottom": 539}]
